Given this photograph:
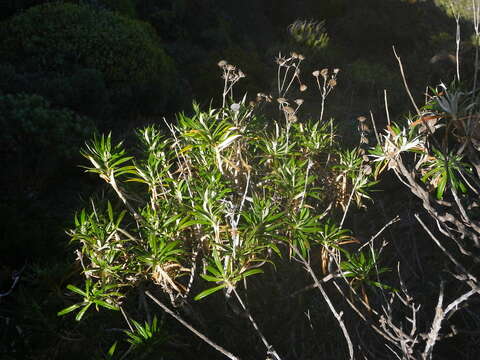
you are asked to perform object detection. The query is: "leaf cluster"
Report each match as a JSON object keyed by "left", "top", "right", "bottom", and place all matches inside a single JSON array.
[{"left": 61, "top": 97, "right": 381, "bottom": 321}]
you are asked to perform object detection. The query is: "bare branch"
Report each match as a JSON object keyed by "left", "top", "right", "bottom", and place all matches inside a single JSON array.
[
  {"left": 145, "top": 291, "right": 240, "bottom": 360},
  {"left": 292, "top": 246, "right": 355, "bottom": 359},
  {"left": 393, "top": 46, "right": 421, "bottom": 117}
]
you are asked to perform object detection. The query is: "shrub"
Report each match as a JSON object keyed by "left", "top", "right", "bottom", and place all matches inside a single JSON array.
[
  {"left": 59, "top": 57, "right": 381, "bottom": 359},
  {"left": 58, "top": 50, "right": 480, "bottom": 360},
  {"left": 434, "top": 0, "right": 475, "bottom": 19},
  {"left": 0, "top": 93, "right": 94, "bottom": 263},
  {"left": 0, "top": 62, "right": 115, "bottom": 123},
  {"left": 0, "top": 93, "right": 93, "bottom": 161},
  {"left": 0, "top": 3, "right": 174, "bottom": 86},
  {"left": 99, "top": 0, "right": 137, "bottom": 18},
  {"left": 288, "top": 19, "right": 330, "bottom": 51}
]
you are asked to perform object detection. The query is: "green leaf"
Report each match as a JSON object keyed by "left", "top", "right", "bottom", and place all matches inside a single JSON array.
[
  {"left": 107, "top": 342, "right": 117, "bottom": 357},
  {"left": 94, "top": 299, "right": 119, "bottom": 311},
  {"left": 205, "top": 264, "right": 222, "bottom": 278},
  {"left": 194, "top": 284, "right": 226, "bottom": 301},
  {"left": 216, "top": 134, "right": 242, "bottom": 151},
  {"left": 107, "top": 202, "right": 114, "bottom": 222},
  {"left": 200, "top": 273, "right": 223, "bottom": 282},
  {"left": 66, "top": 284, "right": 87, "bottom": 297},
  {"left": 75, "top": 303, "right": 92, "bottom": 321},
  {"left": 240, "top": 268, "right": 264, "bottom": 279},
  {"left": 57, "top": 303, "right": 83, "bottom": 316},
  {"left": 437, "top": 175, "right": 447, "bottom": 199}
]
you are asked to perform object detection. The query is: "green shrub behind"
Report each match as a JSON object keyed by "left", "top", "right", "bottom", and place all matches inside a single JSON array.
[
  {"left": 1, "top": 3, "right": 172, "bottom": 83},
  {"left": 0, "top": 93, "right": 94, "bottom": 264},
  {"left": 0, "top": 2, "right": 177, "bottom": 119}
]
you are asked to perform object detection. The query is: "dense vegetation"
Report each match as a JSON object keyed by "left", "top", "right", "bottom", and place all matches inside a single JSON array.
[{"left": 1, "top": 0, "right": 480, "bottom": 359}]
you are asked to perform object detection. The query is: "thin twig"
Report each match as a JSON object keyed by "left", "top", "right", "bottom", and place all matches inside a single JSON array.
[
  {"left": 145, "top": 291, "right": 240, "bottom": 360},
  {"left": 393, "top": 46, "right": 421, "bottom": 117},
  {"left": 0, "top": 266, "right": 25, "bottom": 298},
  {"left": 450, "top": 3, "right": 461, "bottom": 82},
  {"left": 414, "top": 214, "right": 478, "bottom": 284},
  {"left": 384, "top": 90, "right": 391, "bottom": 126},
  {"left": 358, "top": 216, "right": 400, "bottom": 252},
  {"left": 232, "top": 288, "right": 282, "bottom": 360},
  {"left": 292, "top": 246, "right": 355, "bottom": 359},
  {"left": 120, "top": 306, "right": 134, "bottom": 332}
]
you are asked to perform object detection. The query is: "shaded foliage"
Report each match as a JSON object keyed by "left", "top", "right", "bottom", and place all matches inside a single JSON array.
[
  {"left": 2, "top": 1, "right": 480, "bottom": 359},
  {"left": 0, "top": 93, "right": 94, "bottom": 264},
  {"left": 0, "top": 2, "right": 176, "bottom": 120}
]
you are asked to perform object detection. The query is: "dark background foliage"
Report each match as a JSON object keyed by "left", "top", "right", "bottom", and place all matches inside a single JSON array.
[{"left": 1, "top": 0, "right": 478, "bottom": 359}]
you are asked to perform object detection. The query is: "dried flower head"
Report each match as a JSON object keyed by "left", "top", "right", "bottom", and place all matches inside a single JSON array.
[
  {"left": 312, "top": 70, "right": 320, "bottom": 77},
  {"left": 226, "top": 64, "right": 236, "bottom": 71},
  {"left": 277, "top": 97, "right": 288, "bottom": 104},
  {"left": 300, "top": 84, "right": 307, "bottom": 92},
  {"left": 359, "top": 122, "right": 370, "bottom": 132},
  {"left": 298, "top": 54, "right": 305, "bottom": 60},
  {"left": 328, "top": 79, "right": 337, "bottom": 87},
  {"left": 291, "top": 52, "right": 299, "bottom": 59},
  {"left": 294, "top": 99, "right": 304, "bottom": 105},
  {"left": 238, "top": 70, "right": 246, "bottom": 78},
  {"left": 283, "top": 106, "right": 295, "bottom": 115},
  {"left": 288, "top": 114, "right": 298, "bottom": 123},
  {"left": 362, "top": 165, "right": 372, "bottom": 175},
  {"left": 357, "top": 116, "right": 367, "bottom": 122},
  {"left": 217, "top": 60, "right": 227, "bottom": 68},
  {"left": 275, "top": 53, "right": 287, "bottom": 66},
  {"left": 320, "top": 68, "right": 329, "bottom": 78},
  {"left": 333, "top": 68, "right": 340, "bottom": 74},
  {"left": 230, "top": 103, "right": 241, "bottom": 112}
]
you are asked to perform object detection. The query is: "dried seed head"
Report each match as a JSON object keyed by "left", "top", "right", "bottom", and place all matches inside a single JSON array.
[
  {"left": 291, "top": 52, "right": 299, "bottom": 59},
  {"left": 277, "top": 97, "right": 288, "bottom": 104},
  {"left": 294, "top": 99, "right": 304, "bottom": 105},
  {"left": 226, "top": 64, "right": 236, "bottom": 71},
  {"left": 298, "top": 54, "right": 305, "bottom": 60},
  {"left": 238, "top": 70, "right": 246, "bottom": 78},
  {"left": 230, "top": 103, "right": 241, "bottom": 112},
  {"left": 320, "top": 68, "right": 329, "bottom": 78},
  {"left": 275, "top": 54, "right": 287, "bottom": 65},
  {"left": 362, "top": 165, "right": 372, "bottom": 175},
  {"left": 357, "top": 116, "right": 367, "bottom": 122},
  {"left": 333, "top": 68, "right": 340, "bottom": 74},
  {"left": 300, "top": 84, "right": 307, "bottom": 92},
  {"left": 217, "top": 60, "right": 227, "bottom": 68},
  {"left": 312, "top": 70, "right": 320, "bottom": 77},
  {"left": 288, "top": 114, "right": 298, "bottom": 123},
  {"left": 283, "top": 106, "right": 295, "bottom": 115},
  {"left": 328, "top": 79, "right": 337, "bottom": 87},
  {"left": 359, "top": 122, "right": 371, "bottom": 132}
]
